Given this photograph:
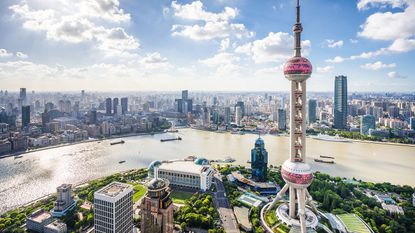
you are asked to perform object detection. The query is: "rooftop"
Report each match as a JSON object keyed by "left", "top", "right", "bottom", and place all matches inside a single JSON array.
[
  {"left": 96, "top": 182, "right": 132, "bottom": 198},
  {"left": 158, "top": 160, "right": 209, "bottom": 175},
  {"left": 29, "top": 209, "right": 52, "bottom": 223}
]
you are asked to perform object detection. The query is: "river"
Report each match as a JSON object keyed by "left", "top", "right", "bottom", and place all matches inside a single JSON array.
[{"left": 0, "top": 128, "right": 414, "bottom": 213}]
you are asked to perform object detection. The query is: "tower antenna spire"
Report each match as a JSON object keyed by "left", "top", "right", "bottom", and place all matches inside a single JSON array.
[{"left": 294, "top": 0, "right": 303, "bottom": 57}]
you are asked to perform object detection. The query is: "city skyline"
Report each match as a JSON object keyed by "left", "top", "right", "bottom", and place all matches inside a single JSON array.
[{"left": 0, "top": 0, "right": 414, "bottom": 92}]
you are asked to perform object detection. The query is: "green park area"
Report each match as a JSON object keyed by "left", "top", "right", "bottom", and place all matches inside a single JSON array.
[
  {"left": 170, "top": 190, "right": 195, "bottom": 204},
  {"left": 128, "top": 182, "right": 147, "bottom": 203},
  {"left": 338, "top": 214, "right": 372, "bottom": 233}
]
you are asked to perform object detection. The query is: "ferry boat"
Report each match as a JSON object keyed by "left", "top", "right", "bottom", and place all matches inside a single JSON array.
[
  {"left": 14, "top": 155, "right": 23, "bottom": 159},
  {"left": 119, "top": 160, "right": 126, "bottom": 164},
  {"left": 160, "top": 137, "right": 182, "bottom": 142},
  {"left": 320, "top": 155, "right": 335, "bottom": 159},
  {"left": 311, "top": 134, "right": 350, "bottom": 143},
  {"left": 314, "top": 159, "right": 335, "bottom": 164},
  {"left": 110, "top": 140, "right": 125, "bottom": 145}
]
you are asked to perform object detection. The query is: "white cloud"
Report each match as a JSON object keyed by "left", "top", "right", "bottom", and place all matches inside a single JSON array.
[
  {"left": 350, "top": 39, "right": 359, "bottom": 43},
  {"left": 219, "top": 38, "right": 230, "bottom": 51},
  {"left": 199, "top": 52, "right": 239, "bottom": 66},
  {"left": 0, "top": 49, "right": 13, "bottom": 58},
  {"left": 325, "top": 56, "right": 345, "bottom": 63},
  {"left": 9, "top": 1, "right": 138, "bottom": 57},
  {"left": 16, "top": 52, "right": 28, "bottom": 59},
  {"left": 316, "top": 66, "right": 334, "bottom": 73},
  {"left": 236, "top": 32, "right": 311, "bottom": 63},
  {"left": 361, "top": 61, "right": 396, "bottom": 70},
  {"left": 357, "top": 0, "right": 407, "bottom": 10},
  {"left": 170, "top": 1, "right": 253, "bottom": 40},
  {"left": 326, "top": 39, "right": 344, "bottom": 48},
  {"left": 142, "top": 52, "right": 168, "bottom": 64},
  {"left": 387, "top": 71, "right": 407, "bottom": 79}
]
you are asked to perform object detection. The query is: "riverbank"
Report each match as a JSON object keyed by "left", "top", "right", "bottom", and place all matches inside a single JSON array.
[{"left": 0, "top": 131, "right": 165, "bottom": 160}]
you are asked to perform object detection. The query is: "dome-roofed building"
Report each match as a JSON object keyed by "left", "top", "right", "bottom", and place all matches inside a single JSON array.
[
  {"left": 148, "top": 160, "right": 162, "bottom": 178},
  {"left": 141, "top": 177, "right": 173, "bottom": 233},
  {"left": 194, "top": 157, "right": 209, "bottom": 165}
]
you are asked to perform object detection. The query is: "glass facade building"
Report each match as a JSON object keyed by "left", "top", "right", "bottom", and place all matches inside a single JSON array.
[
  {"left": 360, "top": 115, "right": 376, "bottom": 135},
  {"left": 334, "top": 75, "right": 348, "bottom": 129},
  {"left": 308, "top": 99, "right": 317, "bottom": 124},
  {"left": 251, "top": 137, "right": 268, "bottom": 182}
]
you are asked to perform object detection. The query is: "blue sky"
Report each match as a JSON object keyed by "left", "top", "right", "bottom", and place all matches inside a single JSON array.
[{"left": 0, "top": 0, "right": 414, "bottom": 92}]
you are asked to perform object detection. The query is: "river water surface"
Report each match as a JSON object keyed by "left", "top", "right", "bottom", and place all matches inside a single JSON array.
[{"left": 0, "top": 128, "right": 414, "bottom": 213}]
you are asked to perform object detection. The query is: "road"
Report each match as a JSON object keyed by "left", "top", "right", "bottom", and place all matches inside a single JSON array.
[{"left": 212, "top": 173, "right": 240, "bottom": 233}]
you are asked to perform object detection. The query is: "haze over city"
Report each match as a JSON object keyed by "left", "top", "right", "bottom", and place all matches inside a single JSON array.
[{"left": 0, "top": 0, "right": 414, "bottom": 92}]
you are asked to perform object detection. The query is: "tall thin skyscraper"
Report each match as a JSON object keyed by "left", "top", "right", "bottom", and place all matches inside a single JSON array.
[
  {"left": 224, "top": 107, "right": 231, "bottom": 125},
  {"left": 20, "top": 88, "right": 27, "bottom": 105},
  {"left": 22, "top": 105, "right": 30, "bottom": 128},
  {"left": 268, "top": 1, "right": 318, "bottom": 232},
  {"left": 251, "top": 136, "right": 268, "bottom": 182},
  {"left": 235, "top": 101, "right": 245, "bottom": 117},
  {"left": 277, "top": 109, "right": 287, "bottom": 130},
  {"left": 235, "top": 106, "right": 242, "bottom": 126},
  {"left": 308, "top": 99, "right": 317, "bottom": 124},
  {"left": 334, "top": 75, "right": 348, "bottom": 129},
  {"left": 182, "top": 90, "right": 188, "bottom": 100},
  {"left": 105, "top": 98, "right": 112, "bottom": 115},
  {"left": 113, "top": 98, "right": 119, "bottom": 115},
  {"left": 121, "top": 97, "right": 128, "bottom": 115}
]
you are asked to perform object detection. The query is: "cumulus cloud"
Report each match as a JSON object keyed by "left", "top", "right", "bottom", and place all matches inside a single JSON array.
[
  {"left": 16, "top": 52, "right": 28, "bottom": 59},
  {"left": 219, "top": 38, "right": 230, "bottom": 51},
  {"left": 325, "top": 56, "right": 345, "bottom": 63},
  {"left": 199, "top": 52, "right": 240, "bottom": 66},
  {"left": 0, "top": 49, "right": 13, "bottom": 58},
  {"left": 325, "top": 40, "right": 344, "bottom": 48},
  {"left": 316, "top": 66, "right": 334, "bottom": 73},
  {"left": 361, "top": 61, "right": 396, "bottom": 70},
  {"left": 357, "top": 0, "right": 408, "bottom": 10},
  {"left": 387, "top": 71, "right": 407, "bottom": 79},
  {"left": 170, "top": 1, "right": 253, "bottom": 40},
  {"left": 9, "top": 1, "right": 138, "bottom": 57},
  {"left": 235, "top": 32, "right": 311, "bottom": 63}
]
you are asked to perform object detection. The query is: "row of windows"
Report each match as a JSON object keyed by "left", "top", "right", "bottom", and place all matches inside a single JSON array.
[{"left": 159, "top": 170, "right": 199, "bottom": 179}]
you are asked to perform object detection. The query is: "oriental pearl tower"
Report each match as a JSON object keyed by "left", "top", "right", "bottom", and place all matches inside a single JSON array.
[{"left": 267, "top": 0, "right": 318, "bottom": 232}]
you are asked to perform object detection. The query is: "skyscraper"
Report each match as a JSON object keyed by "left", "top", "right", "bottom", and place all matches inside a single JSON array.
[
  {"left": 334, "top": 75, "right": 348, "bottom": 129},
  {"left": 308, "top": 99, "right": 317, "bottom": 124},
  {"left": 251, "top": 136, "right": 268, "bottom": 182},
  {"left": 360, "top": 115, "right": 376, "bottom": 135},
  {"left": 277, "top": 109, "right": 286, "bottom": 131},
  {"left": 235, "top": 101, "right": 245, "bottom": 117},
  {"left": 224, "top": 107, "right": 231, "bottom": 125},
  {"left": 113, "top": 98, "right": 119, "bottom": 115},
  {"left": 235, "top": 106, "right": 242, "bottom": 126},
  {"left": 22, "top": 105, "right": 30, "bottom": 128},
  {"left": 105, "top": 98, "right": 112, "bottom": 115},
  {"left": 20, "top": 88, "right": 27, "bottom": 105},
  {"left": 410, "top": 117, "right": 415, "bottom": 130},
  {"left": 182, "top": 90, "right": 188, "bottom": 100},
  {"left": 121, "top": 97, "right": 128, "bottom": 115},
  {"left": 140, "top": 175, "right": 174, "bottom": 233},
  {"left": 94, "top": 182, "right": 133, "bottom": 233},
  {"left": 268, "top": 1, "right": 318, "bottom": 232}
]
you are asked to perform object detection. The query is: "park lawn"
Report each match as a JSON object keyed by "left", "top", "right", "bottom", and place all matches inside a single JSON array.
[
  {"left": 338, "top": 214, "right": 372, "bottom": 233},
  {"left": 128, "top": 183, "right": 147, "bottom": 203},
  {"left": 170, "top": 190, "right": 194, "bottom": 204}
]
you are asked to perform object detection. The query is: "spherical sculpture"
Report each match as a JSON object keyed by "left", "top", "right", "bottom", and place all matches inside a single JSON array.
[
  {"left": 283, "top": 56, "right": 312, "bottom": 82},
  {"left": 281, "top": 160, "right": 313, "bottom": 188}
]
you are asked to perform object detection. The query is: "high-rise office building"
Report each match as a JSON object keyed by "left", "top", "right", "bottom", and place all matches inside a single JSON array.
[
  {"left": 22, "top": 105, "right": 30, "bottom": 128},
  {"left": 140, "top": 176, "right": 174, "bottom": 233},
  {"left": 409, "top": 117, "right": 415, "bottom": 130},
  {"left": 334, "top": 75, "right": 348, "bottom": 129},
  {"left": 182, "top": 90, "right": 188, "bottom": 100},
  {"left": 251, "top": 136, "right": 268, "bottom": 182},
  {"left": 121, "top": 97, "right": 128, "bottom": 115},
  {"left": 105, "top": 98, "right": 112, "bottom": 115},
  {"left": 88, "top": 109, "right": 97, "bottom": 125},
  {"left": 388, "top": 106, "right": 400, "bottom": 119},
  {"left": 268, "top": 1, "right": 319, "bottom": 232},
  {"left": 224, "top": 107, "right": 231, "bottom": 125},
  {"left": 235, "top": 101, "right": 245, "bottom": 117},
  {"left": 94, "top": 182, "right": 133, "bottom": 233},
  {"left": 235, "top": 106, "right": 242, "bottom": 126},
  {"left": 308, "top": 99, "right": 317, "bottom": 124},
  {"left": 20, "top": 88, "right": 27, "bottom": 105},
  {"left": 113, "top": 98, "right": 119, "bottom": 115},
  {"left": 52, "top": 184, "right": 75, "bottom": 217},
  {"left": 360, "top": 115, "right": 376, "bottom": 135},
  {"left": 277, "top": 109, "right": 286, "bottom": 130}
]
